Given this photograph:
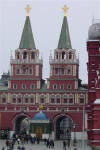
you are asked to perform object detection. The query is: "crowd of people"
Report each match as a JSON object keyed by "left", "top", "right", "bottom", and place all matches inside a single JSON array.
[
  {"left": 0, "top": 132, "right": 78, "bottom": 150},
  {"left": 1, "top": 132, "right": 55, "bottom": 150}
]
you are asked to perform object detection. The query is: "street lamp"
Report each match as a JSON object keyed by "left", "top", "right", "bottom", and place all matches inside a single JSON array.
[{"left": 73, "top": 123, "right": 77, "bottom": 146}]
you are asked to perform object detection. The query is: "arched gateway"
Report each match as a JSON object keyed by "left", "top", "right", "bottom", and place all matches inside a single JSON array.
[
  {"left": 54, "top": 115, "right": 72, "bottom": 140},
  {"left": 14, "top": 114, "right": 30, "bottom": 134}
]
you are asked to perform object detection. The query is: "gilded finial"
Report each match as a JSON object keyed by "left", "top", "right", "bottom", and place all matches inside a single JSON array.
[
  {"left": 39, "top": 104, "right": 43, "bottom": 111},
  {"left": 25, "top": 5, "right": 31, "bottom": 16},
  {"left": 62, "top": 5, "right": 69, "bottom": 16}
]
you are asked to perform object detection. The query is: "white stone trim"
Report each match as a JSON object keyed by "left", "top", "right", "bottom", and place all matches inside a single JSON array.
[
  {"left": 73, "top": 65, "right": 76, "bottom": 76},
  {"left": 36, "top": 65, "right": 39, "bottom": 76},
  {"left": 94, "top": 99, "right": 100, "bottom": 104}
]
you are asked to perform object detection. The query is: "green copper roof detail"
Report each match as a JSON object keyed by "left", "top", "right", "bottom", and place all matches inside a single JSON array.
[
  {"left": 58, "top": 16, "right": 72, "bottom": 49},
  {"left": 19, "top": 16, "right": 36, "bottom": 49}
]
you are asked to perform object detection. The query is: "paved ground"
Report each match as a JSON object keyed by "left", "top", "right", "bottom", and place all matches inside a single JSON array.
[{"left": 0, "top": 140, "right": 93, "bottom": 150}]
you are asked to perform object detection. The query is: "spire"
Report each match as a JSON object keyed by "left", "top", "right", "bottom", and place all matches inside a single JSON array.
[
  {"left": 19, "top": 5, "right": 36, "bottom": 49},
  {"left": 58, "top": 5, "right": 72, "bottom": 49}
]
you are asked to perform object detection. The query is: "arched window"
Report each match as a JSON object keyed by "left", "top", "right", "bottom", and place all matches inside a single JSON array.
[
  {"left": 22, "top": 84, "right": 26, "bottom": 89},
  {"left": 63, "top": 94, "right": 68, "bottom": 104},
  {"left": 18, "top": 98, "right": 21, "bottom": 103},
  {"left": 67, "top": 84, "right": 72, "bottom": 89},
  {"left": 23, "top": 52, "right": 27, "bottom": 59},
  {"left": 25, "top": 98, "right": 28, "bottom": 103},
  {"left": 13, "top": 84, "right": 17, "bottom": 89},
  {"left": 31, "top": 52, "right": 35, "bottom": 59},
  {"left": 29, "top": 69, "right": 32, "bottom": 74},
  {"left": 13, "top": 98, "right": 16, "bottom": 103},
  {"left": 2, "top": 97, "right": 6, "bottom": 103},
  {"left": 53, "top": 84, "right": 57, "bottom": 90},
  {"left": 79, "top": 95, "right": 84, "bottom": 104},
  {"left": 67, "top": 66, "right": 72, "bottom": 75},
  {"left": 30, "top": 84, "right": 34, "bottom": 89},
  {"left": 61, "top": 68, "right": 64, "bottom": 75},
  {"left": 50, "top": 95, "right": 55, "bottom": 104},
  {"left": 69, "top": 52, "right": 72, "bottom": 59},
  {"left": 56, "top": 95, "right": 61, "bottom": 104},
  {"left": 40, "top": 95, "right": 45, "bottom": 103},
  {"left": 16, "top": 69, "right": 20, "bottom": 74},
  {"left": 69, "top": 95, "right": 74, "bottom": 104},
  {"left": 17, "top": 52, "right": 20, "bottom": 59},
  {"left": 12, "top": 95, "right": 16, "bottom": 103},
  {"left": 56, "top": 53, "right": 58, "bottom": 59},
  {"left": 62, "top": 52, "right": 66, "bottom": 59},
  {"left": 55, "top": 68, "right": 59, "bottom": 75},
  {"left": 60, "top": 84, "right": 64, "bottom": 90},
  {"left": 30, "top": 98, "right": 34, "bottom": 103}
]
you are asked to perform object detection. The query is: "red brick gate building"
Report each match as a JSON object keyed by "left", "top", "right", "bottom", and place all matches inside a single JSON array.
[{"left": 0, "top": 5, "right": 88, "bottom": 140}]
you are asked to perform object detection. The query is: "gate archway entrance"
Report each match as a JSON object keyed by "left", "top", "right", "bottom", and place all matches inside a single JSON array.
[
  {"left": 55, "top": 116, "right": 72, "bottom": 140},
  {"left": 15, "top": 115, "right": 28, "bottom": 134}
]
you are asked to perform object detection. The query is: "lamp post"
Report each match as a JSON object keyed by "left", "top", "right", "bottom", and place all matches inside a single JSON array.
[
  {"left": 82, "top": 106, "right": 85, "bottom": 150},
  {"left": 73, "top": 123, "right": 77, "bottom": 146}
]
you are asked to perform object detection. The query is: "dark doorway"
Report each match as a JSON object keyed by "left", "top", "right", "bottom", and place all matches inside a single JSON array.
[
  {"left": 56, "top": 116, "right": 72, "bottom": 140},
  {"left": 15, "top": 116, "right": 27, "bottom": 134}
]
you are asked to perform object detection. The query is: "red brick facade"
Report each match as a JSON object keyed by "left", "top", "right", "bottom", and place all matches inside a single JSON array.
[
  {"left": 0, "top": 9, "right": 88, "bottom": 140},
  {"left": 87, "top": 23, "right": 100, "bottom": 147}
]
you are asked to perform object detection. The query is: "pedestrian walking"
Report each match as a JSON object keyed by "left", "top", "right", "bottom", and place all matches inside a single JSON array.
[{"left": 63, "top": 141, "right": 67, "bottom": 150}]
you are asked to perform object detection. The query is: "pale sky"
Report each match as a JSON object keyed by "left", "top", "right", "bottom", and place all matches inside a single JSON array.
[{"left": 0, "top": 0, "right": 100, "bottom": 83}]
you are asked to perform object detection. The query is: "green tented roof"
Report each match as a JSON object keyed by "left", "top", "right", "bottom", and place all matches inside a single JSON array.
[
  {"left": 19, "top": 16, "right": 36, "bottom": 49},
  {"left": 58, "top": 16, "right": 72, "bottom": 49}
]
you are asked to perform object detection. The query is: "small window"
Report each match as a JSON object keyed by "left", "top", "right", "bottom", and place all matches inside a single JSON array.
[
  {"left": 22, "top": 84, "right": 26, "bottom": 89},
  {"left": 23, "top": 68, "right": 26, "bottom": 74},
  {"left": 61, "top": 68, "right": 64, "bottom": 75},
  {"left": 2, "top": 98, "right": 6, "bottom": 103},
  {"left": 23, "top": 52, "right": 27, "bottom": 59},
  {"left": 56, "top": 54, "right": 58, "bottom": 59},
  {"left": 55, "top": 68, "right": 58, "bottom": 75},
  {"left": 80, "top": 98, "right": 84, "bottom": 104},
  {"left": 40, "top": 98, "right": 44, "bottom": 103},
  {"left": 56, "top": 98, "right": 60, "bottom": 103},
  {"left": 18, "top": 98, "right": 21, "bottom": 103},
  {"left": 13, "top": 84, "right": 17, "bottom": 89},
  {"left": 62, "top": 52, "right": 66, "bottom": 59},
  {"left": 17, "top": 52, "right": 20, "bottom": 59},
  {"left": 30, "top": 98, "right": 34, "bottom": 103},
  {"left": 69, "top": 52, "right": 72, "bottom": 59},
  {"left": 30, "top": 84, "right": 34, "bottom": 89},
  {"left": 67, "top": 84, "right": 71, "bottom": 89},
  {"left": 29, "top": 69, "right": 32, "bottom": 74},
  {"left": 13, "top": 98, "right": 16, "bottom": 103},
  {"left": 16, "top": 69, "right": 20, "bottom": 74},
  {"left": 67, "top": 66, "right": 72, "bottom": 75},
  {"left": 69, "top": 98, "right": 73, "bottom": 104},
  {"left": 31, "top": 52, "right": 35, "bottom": 59},
  {"left": 63, "top": 98, "right": 68, "bottom": 103},
  {"left": 53, "top": 84, "right": 57, "bottom": 90},
  {"left": 25, "top": 98, "right": 28, "bottom": 103},
  {"left": 60, "top": 84, "right": 64, "bottom": 90},
  {"left": 68, "top": 69, "right": 71, "bottom": 74},
  {"left": 51, "top": 98, "right": 55, "bottom": 103}
]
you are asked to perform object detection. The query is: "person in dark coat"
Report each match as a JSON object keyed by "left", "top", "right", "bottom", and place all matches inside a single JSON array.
[{"left": 63, "top": 141, "right": 66, "bottom": 150}]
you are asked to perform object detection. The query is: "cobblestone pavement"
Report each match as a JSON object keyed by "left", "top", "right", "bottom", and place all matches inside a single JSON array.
[{"left": 0, "top": 140, "right": 93, "bottom": 150}]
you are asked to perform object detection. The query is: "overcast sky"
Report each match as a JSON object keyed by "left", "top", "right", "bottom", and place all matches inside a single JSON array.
[{"left": 0, "top": 0, "right": 99, "bottom": 83}]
